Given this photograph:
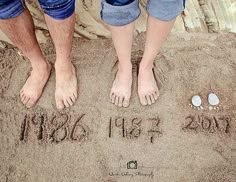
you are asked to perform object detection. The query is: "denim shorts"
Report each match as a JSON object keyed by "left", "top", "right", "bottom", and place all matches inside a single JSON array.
[
  {"left": 101, "top": 0, "right": 186, "bottom": 26},
  {"left": 0, "top": 0, "right": 75, "bottom": 20}
]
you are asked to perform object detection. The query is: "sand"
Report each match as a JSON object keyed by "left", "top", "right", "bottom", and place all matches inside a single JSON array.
[{"left": 0, "top": 33, "right": 236, "bottom": 182}]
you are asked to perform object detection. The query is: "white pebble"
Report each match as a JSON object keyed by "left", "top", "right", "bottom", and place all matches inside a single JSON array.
[
  {"left": 191, "top": 95, "right": 202, "bottom": 107},
  {"left": 208, "top": 93, "right": 220, "bottom": 106}
]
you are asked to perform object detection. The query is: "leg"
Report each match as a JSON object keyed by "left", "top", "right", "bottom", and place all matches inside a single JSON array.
[
  {"left": 101, "top": 0, "right": 141, "bottom": 107},
  {"left": 0, "top": 7, "right": 51, "bottom": 108},
  {"left": 109, "top": 23, "right": 134, "bottom": 107},
  {"left": 40, "top": 0, "right": 77, "bottom": 109},
  {"left": 138, "top": 0, "right": 185, "bottom": 106},
  {"left": 138, "top": 16, "right": 176, "bottom": 106}
]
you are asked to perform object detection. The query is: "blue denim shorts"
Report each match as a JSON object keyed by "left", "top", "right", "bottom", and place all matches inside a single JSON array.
[
  {"left": 101, "top": 0, "right": 186, "bottom": 26},
  {"left": 0, "top": 0, "right": 75, "bottom": 20}
]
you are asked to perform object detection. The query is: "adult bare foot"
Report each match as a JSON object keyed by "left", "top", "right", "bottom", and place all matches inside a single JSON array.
[
  {"left": 138, "top": 66, "right": 160, "bottom": 106},
  {"left": 20, "top": 61, "right": 51, "bottom": 108},
  {"left": 55, "top": 63, "right": 78, "bottom": 110},
  {"left": 110, "top": 65, "right": 132, "bottom": 107}
]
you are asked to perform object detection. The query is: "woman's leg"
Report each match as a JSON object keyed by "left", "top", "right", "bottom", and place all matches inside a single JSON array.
[
  {"left": 109, "top": 23, "right": 134, "bottom": 107},
  {"left": 101, "top": 0, "right": 141, "bottom": 107},
  {"left": 138, "top": 0, "right": 185, "bottom": 106},
  {"left": 138, "top": 16, "right": 176, "bottom": 106}
]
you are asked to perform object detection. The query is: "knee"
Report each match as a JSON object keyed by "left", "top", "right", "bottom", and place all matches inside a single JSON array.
[{"left": 39, "top": 0, "right": 75, "bottom": 20}]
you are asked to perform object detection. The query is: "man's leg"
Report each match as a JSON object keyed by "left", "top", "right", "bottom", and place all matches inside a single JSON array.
[
  {"left": 40, "top": 0, "right": 77, "bottom": 109},
  {"left": 101, "top": 0, "right": 141, "bottom": 107},
  {"left": 138, "top": 0, "right": 185, "bottom": 106},
  {"left": 0, "top": 7, "right": 51, "bottom": 108},
  {"left": 138, "top": 16, "right": 176, "bottom": 106}
]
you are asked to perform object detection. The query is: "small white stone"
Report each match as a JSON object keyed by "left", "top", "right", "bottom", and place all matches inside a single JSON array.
[
  {"left": 209, "top": 106, "right": 213, "bottom": 111},
  {"left": 208, "top": 93, "right": 220, "bottom": 106},
  {"left": 200, "top": 106, "right": 204, "bottom": 110},
  {"left": 191, "top": 95, "right": 202, "bottom": 107}
]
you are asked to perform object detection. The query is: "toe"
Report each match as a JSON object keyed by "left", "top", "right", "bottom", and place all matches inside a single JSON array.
[
  {"left": 115, "top": 96, "right": 119, "bottom": 106},
  {"left": 20, "top": 91, "right": 24, "bottom": 98},
  {"left": 155, "top": 90, "right": 160, "bottom": 98},
  {"left": 151, "top": 94, "right": 156, "bottom": 104},
  {"left": 67, "top": 97, "right": 74, "bottom": 106},
  {"left": 123, "top": 98, "right": 130, "bottom": 108},
  {"left": 56, "top": 99, "right": 64, "bottom": 110},
  {"left": 63, "top": 99, "right": 70, "bottom": 108},
  {"left": 70, "top": 95, "right": 76, "bottom": 103},
  {"left": 153, "top": 92, "right": 159, "bottom": 100},
  {"left": 26, "top": 98, "right": 36, "bottom": 108},
  {"left": 110, "top": 92, "right": 113, "bottom": 99},
  {"left": 21, "top": 94, "right": 25, "bottom": 102},
  {"left": 23, "top": 96, "right": 30, "bottom": 105},
  {"left": 146, "top": 95, "right": 152, "bottom": 105},
  {"left": 140, "top": 95, "right": 147, "bottom": 106},
  {"left": 73, "top": 92, "right": 78, "bottom": 99},
  {"left": 111, "top": 94, "right": 116, "bottom": 104},
  {"left": 118, "top": 97, "right": 124, "bottom": 107}
]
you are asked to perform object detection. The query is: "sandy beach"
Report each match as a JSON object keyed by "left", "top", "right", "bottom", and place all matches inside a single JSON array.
[{"left": 0, "top": 32, "right": 236, "bottom": 182}]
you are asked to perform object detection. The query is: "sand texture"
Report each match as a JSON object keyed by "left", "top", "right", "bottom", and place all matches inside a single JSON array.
[{"left": 0, "top": 33, "right": 236, "bottom": 182}]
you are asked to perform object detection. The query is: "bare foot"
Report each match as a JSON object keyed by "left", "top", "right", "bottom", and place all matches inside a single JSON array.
[
  {"left": 138, "top": 67, "right": 160, "bottom": 106},
  {"left": 55, "top": 63, "right": 78, "bottom": 110},
  {"left": 110, "top": 65, "right": 132, "bottom": 107},
  {"left": 20, "top": 61, "right": 51, "bottom": 108}
]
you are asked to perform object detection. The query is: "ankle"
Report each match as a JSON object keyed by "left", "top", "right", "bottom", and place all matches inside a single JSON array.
[
  {"left": 118, "top": 63, "right": 132, "bottom": 73},
  {"left": 31, "top": 59, "right": 50, "bottom": 71},
  {"left": 139, "top": 62, "right": 153, "bottom": 72},
  {"left": 55, "top": 62, "right": 73, "bottom": 72}
]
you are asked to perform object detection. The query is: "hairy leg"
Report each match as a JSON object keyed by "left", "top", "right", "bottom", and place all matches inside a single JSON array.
[
  {"left": 44, "top": 13, "right": 77, "bottom": 110},
  {"left": 0, "top": 9, "right": 51, "bottom": 108}
]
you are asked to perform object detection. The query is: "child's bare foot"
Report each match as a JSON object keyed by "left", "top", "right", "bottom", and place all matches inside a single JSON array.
[
  {"left": 110, "top": 65, "right": 132, "bottom": 107},
  {"left": 20, "top": 61, "right": 51, "bottom": 108},
  {"left": 138, "top": 67, "right": 159, "bottom": 106},
  {"left": 55, "top": 63, "right": 78, "bottom": 110}
]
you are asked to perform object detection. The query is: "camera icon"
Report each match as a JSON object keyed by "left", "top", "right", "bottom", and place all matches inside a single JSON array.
[{"left": 127, "top": 160, "right": 138, "bottom": 169}]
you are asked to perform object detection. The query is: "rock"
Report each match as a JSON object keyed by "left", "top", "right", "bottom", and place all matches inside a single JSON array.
[
  {"left": 0, "top": 0, "right": 236, "bottom": 46},
  {"left": 191, "top": 95, "right": 202, "bottom": 107},
  {"left": 208, "top": 93, "right": 220, "bottom": 106}
]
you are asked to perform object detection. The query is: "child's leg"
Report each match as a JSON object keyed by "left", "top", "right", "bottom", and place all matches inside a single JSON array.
[
  {"left": 101, "top": 0, "right": 141, "bottom": 107},
  {"left": 138, "top": 0, "right": 185, "bottom": 106},
  {"left": 0, "top": 3, "right": 51, "bottom": 108}
]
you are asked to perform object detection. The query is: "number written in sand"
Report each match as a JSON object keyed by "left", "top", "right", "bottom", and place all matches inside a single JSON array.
[
  {"left": 20, "top": 113, "right": 90, "bottom": 144},
  {"left": 183, "top": 114, "right": 231, "bottom": 134},
  {"left": 109, "top": 116, "right": 162, "bottom": 143}
]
